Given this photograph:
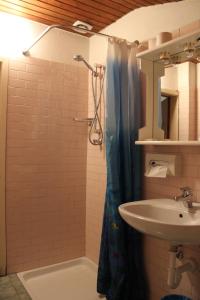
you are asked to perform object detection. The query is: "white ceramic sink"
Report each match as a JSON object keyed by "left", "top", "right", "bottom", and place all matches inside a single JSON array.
[{"left": 119, "top": 199, "right": 200, "bottom": 244}]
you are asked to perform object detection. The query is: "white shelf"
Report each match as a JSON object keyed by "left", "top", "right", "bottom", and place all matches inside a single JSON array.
[
  {"left": 136, "top": 29, "right": 200, "bottom": 62},
  {"left": 135, "top": 140, "right": 200, "bottom": 146}
]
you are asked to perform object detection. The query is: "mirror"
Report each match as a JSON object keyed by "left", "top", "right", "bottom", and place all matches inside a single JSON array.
[
  {"left": 137, "top": 29, "right": 200, "bottom": 143},
  {"left": 159, "top": 61, "right": 199, "bottom": 141}
]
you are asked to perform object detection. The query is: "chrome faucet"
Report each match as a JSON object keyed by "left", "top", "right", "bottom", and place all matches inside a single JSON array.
[{"left": 174, "top": 187, "right": 193, "bottom": 209}]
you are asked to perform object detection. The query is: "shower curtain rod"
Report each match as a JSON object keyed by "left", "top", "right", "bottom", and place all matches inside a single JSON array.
[{"left": 22, "top": 24, "right": 140, "bottom": 55}]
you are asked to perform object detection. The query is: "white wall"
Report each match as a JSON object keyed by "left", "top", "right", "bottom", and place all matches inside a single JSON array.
[
  {"left": 0, "top": 12, "right": 89, "bottom": 64},
  {"left": 89, "top": 0, "right": 200, "bottom": 66},
  {"left": 0, "top": 0, "right": 199, "bottom": 70},
  {"left": 1, "top": 0, "right": 199, "bottom": 68}
]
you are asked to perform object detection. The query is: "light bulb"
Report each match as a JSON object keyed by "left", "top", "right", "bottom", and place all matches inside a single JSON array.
[
  {"left": 184, "top": 42, "right": 195, "bottom": 59},
  {"left": 159, "top": 51, "right": 171, "bottom": 65}
]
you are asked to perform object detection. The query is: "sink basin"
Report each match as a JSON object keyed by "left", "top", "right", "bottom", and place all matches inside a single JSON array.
[{"left": 119, "top": 199, "right": 200, "bottom": 244}]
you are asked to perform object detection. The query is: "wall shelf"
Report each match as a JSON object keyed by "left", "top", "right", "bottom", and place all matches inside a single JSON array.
[
  {"left": 135, "top": 140, "right": 200, "bottom": 146},
  {"left": 136, "top": 28, "right": 200, "bottom": 62}
]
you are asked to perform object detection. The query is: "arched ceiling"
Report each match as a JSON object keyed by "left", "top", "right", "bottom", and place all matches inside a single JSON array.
[{"left": 0, "top": 0, "right": 182, "bottom": 34}]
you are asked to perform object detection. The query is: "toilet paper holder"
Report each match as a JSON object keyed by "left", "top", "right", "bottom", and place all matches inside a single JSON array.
[
  {"left": 149, "top": 159, "right": 169, "bottom": 167},
  {"left": 146, "top": 153, "right": 180, "bottom": 177}
]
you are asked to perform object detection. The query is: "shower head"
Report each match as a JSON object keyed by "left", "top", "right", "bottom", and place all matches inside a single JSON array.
[
  {"left": 73, "top": 54, "right": 97, "bottom": 75},
  {"left": 73, "top": 54, "right": 84, "bottom": 62}
]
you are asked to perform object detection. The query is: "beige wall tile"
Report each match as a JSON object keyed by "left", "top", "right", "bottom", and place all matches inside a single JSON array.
[{"left": 6, "top": 57, "right": 88, "bottom": 273}]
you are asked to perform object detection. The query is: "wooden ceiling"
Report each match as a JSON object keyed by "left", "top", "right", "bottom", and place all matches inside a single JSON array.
[{"left": 0, "top": 0, "right": 181, "bottom": 34}]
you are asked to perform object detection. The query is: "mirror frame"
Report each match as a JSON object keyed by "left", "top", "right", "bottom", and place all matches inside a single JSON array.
[{"left": 139, "top": 59, "right": 165, "bottom": 140}]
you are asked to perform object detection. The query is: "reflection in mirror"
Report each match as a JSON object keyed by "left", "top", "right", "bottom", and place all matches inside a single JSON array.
[
  {"left": 160, "top": 90, "right": 179, "bottom": 140},
  {"left": 159, "top": 61, "right": 198, "bottom": 141}
]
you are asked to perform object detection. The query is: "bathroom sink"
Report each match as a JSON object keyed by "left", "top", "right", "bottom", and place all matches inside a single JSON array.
[{"left": 118, "top": 199, "right": 200, "bottom": 244}]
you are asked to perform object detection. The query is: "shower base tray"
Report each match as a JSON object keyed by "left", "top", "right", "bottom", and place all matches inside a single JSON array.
[{"left": 18, "top": 257, "right": 105, "bottom": 300}]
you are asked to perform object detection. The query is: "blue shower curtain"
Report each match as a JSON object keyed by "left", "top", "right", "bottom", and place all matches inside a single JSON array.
[{"left": 97, "top": 39, "right": 148, "bottom": 300}]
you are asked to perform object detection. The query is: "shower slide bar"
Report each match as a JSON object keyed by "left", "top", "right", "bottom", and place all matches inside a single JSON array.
[{"left": 22, "top": 24, "right": 140, "bottom": 55}]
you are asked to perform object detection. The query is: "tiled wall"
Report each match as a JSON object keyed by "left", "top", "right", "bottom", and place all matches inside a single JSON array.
[
  {"left": 86, "top": 145, "right": 200, "bottom": 299},
  {"left": 86, "top": 143, "right": 106, "bottom": 262},
  {"left": 86, "top": 76, "right": 106, "bottom": 262},
  {"left": 6, "top": 57, "right": 88, "bottom": 273},
  {"left": 85, "top": 21, "right": 200, "bottom": 300},
  {"left": 143, "top": 146, "right": 200, "bottom": 300},
  {"left": 5, "top": 20, "right": 200, "bottom": 300},
  {"left": 143, "top": 22, "right": 200, "bottom": 299},
  {"left": 86, "top": 146, "right": 200, "bottom": 300}
]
